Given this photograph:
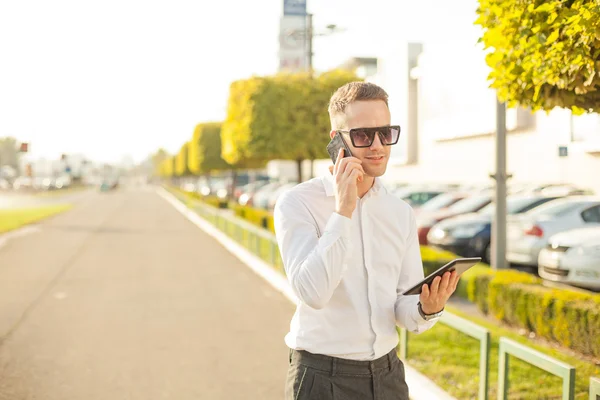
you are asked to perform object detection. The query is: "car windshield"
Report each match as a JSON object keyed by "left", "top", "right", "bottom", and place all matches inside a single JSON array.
[
  {"left": 448, "top": 195, "right": 490, "bottom": 214},
  {"left": 479, "top": 197, "right": 549, "bottom": 215},
  {"left": 525, "top": 199, "right": 588, "bottom": 218},
  {"left": 419, "top": 194, "right": 461, "bottom": 211}
]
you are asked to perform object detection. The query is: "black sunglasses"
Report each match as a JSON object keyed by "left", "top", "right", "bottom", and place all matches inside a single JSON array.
[{"left": 336, "top": 125, "right": 401, "bottom": 148}]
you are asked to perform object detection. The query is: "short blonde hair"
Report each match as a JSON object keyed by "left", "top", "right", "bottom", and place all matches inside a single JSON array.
[{"left": 328, "top": 82, "right": 389, "bottom": 129}]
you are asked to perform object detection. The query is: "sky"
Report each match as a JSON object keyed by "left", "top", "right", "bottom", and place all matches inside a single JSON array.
[{"left": 0, "top": 0, "right": 481, "bottom": 165}]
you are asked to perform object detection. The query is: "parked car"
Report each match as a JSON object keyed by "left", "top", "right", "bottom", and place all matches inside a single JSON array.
[
  {"left": 252, "top": 182, "right": 285, "bottom": 210},
  {"left": 394, "top": 187, "right": 446, "bottom": 209},
  {"left": 427, "top": 195, "right": 561, "bottom": 264},
  {"left": 417, "top": 194, "right": 492, "bottom": 245},
  {"left": 538, "top": 226, "right": 600, "bottom": 291},
  {"left": 0, "top": 178, "right": 10, "bottom": 190},
  {"left": 237, "top": 181, "right": 269, "bottom": 206},
  {"left": 414, "top": 192, "right": 469, "bottom": 216},
  {"left": 506, "top": 197, "right": 600, "bottom": 266}
]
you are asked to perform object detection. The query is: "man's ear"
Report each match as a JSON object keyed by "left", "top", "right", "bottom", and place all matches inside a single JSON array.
[{"left": 329, "top": 130, "right": 336, "bottom": 140}]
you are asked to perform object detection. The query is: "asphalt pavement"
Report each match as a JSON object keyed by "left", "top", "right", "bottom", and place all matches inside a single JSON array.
[{"left": 0, "top": 186, "right": 293, "bottom": 400}]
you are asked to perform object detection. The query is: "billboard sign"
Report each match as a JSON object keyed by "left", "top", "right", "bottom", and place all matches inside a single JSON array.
[
  {"left": 279, "top": 15, "right": 308, "bottom": 72},
  {"left": 284, "top": 0, "right": 306, "bottom": 16}
]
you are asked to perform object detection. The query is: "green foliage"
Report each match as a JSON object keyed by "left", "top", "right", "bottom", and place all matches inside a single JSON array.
[
  {"left": 175, "top": 142, "right": 190, "bottom": 177},
  {"left": 188, "top": 122, "right": 230, "bottom": 175},
  {"left": 470, "top": 268, "right": 600, "bottom": 357},
  {"left": 0, "top": 204, "right": 72, "bottom": 233},
  {"left": 150, "top": 148, "right": 170, "bottom": 177},
  {"left": 476, "top": 0, "right": 600, "bottom": 112},
  {"left": 221, "top": 69, "right": 359, "bottom": 167},
  {"left": 230, "top": 203, "right": 275, "bottom": 232}
]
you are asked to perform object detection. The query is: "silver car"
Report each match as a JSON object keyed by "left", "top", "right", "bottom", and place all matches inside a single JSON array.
[
  {"left": 506, "top": 197, "right": 600, "bottom": 266},
  {"left": 538, "top": 226, "right": 600, "bottom": 291}
]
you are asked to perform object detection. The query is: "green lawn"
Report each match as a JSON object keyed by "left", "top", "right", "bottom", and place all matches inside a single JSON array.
[
  {"left": 405, "top": 305, "right": 600, "bottom": 399},
  {"left": 0, "top": 204, "right": 72, "bottom": 233}
]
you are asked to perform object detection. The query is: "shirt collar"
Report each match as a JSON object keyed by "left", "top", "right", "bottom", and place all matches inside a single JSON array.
[{"left": 322, "top": 173, "right": 388, "bottom": 198}]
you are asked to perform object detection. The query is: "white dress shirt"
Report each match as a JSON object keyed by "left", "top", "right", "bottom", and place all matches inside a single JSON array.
[{"left": 273, "top": 174, "right": 441, "bottom": 361}]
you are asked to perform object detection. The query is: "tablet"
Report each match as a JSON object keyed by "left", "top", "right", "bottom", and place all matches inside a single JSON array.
[{"left": 402, "top": 257, "right": 482, "bottom": 296}]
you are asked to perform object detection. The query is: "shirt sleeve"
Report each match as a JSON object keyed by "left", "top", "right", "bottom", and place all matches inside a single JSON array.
[
  {"left": 274, "top": 191, "right": 352, "bottom": 310},
  {"left": 394, "top": 207, "right": 441, "bottom": 333}
]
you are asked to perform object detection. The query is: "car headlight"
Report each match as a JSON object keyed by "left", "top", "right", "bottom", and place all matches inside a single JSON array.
[
  {"left": 200, "top": 187, "right": 210, "bottom": 196},
  {"left": 451, "top": 224, "right": 485, "bottom": 239},
  {"left": 428, "top": 228, "right": 446, "bottom": 241},
  {"left": 217, "top": 189, "right": 228, "bottom": 199}
]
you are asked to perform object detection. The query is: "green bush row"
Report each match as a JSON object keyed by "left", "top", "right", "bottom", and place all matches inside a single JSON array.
[
  {"left": 467, "top": 268, "right": 600, "bottom": 358},
  {"left": 229, "top": 203, "right": 275, "bottom": 233}
]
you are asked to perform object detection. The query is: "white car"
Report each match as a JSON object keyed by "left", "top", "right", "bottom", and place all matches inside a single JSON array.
[
  {"left": 538, "top": 226, "right": 600, "bottom": 290},
  {"left": 506, "top": 197, "right": 600, "bottom": 266}
]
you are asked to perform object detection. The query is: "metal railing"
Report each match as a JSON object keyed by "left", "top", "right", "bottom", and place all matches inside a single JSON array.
[
  {"left": 498, "top": 337, "right": 575, "bottom": 400},
  {"left": 177, "top": 192, "right": 285, "bottom": 272},
  {"left": 590, "top": 377, "right": 600, "bottom": 400},
  {"left": 400, "top": 312, "right": 490, "bottom": 400}
]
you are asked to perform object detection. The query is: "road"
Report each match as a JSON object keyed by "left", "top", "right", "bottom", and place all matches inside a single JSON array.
[{"left": 0, "top": 186, "right": 293, "bottom": 400}]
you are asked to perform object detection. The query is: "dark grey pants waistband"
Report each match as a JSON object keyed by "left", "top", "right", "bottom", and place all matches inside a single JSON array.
[{"left": 289, "top": 348, "right": 399, "bottom": 376}]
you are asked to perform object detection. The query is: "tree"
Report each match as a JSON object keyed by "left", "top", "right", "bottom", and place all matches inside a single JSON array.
[
  {"left": 150, "top": 148, "right": 170, "bottom": 177},
  {"left": 188, "top": 122, "right": 230, "bottom": 176},
  {"left": 175, "top": 142, "right": 190, "bottom": 177},
  {"left": 476, "top": 0, "right": 600, "bottom": 113},
  {"left": 221, "top": 69, "right": 359, "bottom": 183}
]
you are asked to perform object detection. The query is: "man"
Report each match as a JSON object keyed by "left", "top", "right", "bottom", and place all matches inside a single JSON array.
[{"left": 274, "top": 82, "right": 459, "bottom": 400}]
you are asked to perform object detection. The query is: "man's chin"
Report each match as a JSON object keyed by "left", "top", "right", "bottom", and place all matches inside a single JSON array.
[{"left": 365, "top": 166, "right": 387, "bottom": 178}]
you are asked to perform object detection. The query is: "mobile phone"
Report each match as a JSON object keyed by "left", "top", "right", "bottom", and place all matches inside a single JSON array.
[
  {"left": 326, "top": 132, "right": 353, "bottom": 164},
  {"left": 402, "top": 257, "right": 482, "bottom": 296}
]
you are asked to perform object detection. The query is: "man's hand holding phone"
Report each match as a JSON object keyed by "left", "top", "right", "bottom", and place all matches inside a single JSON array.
[{"left": 330, "top": 148, "right": 364, "bottom": 219}]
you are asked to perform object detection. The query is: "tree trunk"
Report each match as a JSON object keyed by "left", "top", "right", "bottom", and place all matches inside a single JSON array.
[
  {"left": 296, "top": 159, "right": 303, "bottom": 183},
  {"left": 309, "top": 159, "right": 315, "bottom": 179},
  {"left": 230, "top": 169, "right": 237, "bottom": 200}
]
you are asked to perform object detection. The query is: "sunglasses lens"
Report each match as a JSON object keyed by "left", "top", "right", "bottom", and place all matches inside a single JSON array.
[
  {"left": 383, "top": 127, "right": 400, "bottom": 144},
  {"left": 350, "top": 130, "right": 373, "bottom": 147}
]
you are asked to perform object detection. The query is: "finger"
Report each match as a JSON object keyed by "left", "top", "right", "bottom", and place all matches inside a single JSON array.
[
  {"left": 430, "top": 276, "right": 441, "bottom": 296},
  {"left": 333, "top": 148, "right": 344, "bottom": 176},
  {"left": 337, "top": 156, "right": 362, "bottom": 175},
  {"left": 451, "top": 271, "right": 460, "bottom": 291},
  {"left": 351, "top": 169, "right": 364, "bottom": 184},
  {"left": 328, "top": 165, "right": 334, "bottom": 175},
  {"left": 420, "top": 284, "right": 429, "bottom": 300},
  {"left": 439, "top": 272, "right": 451, "bottom": 292},
  {"left": 344, "top": 163, "right": 364, "bottom": 178}
]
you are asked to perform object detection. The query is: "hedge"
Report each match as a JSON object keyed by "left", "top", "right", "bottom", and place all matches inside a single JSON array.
[
  {"left": 229, "top": 203, "right": 275, "bottom": 233},
  {"left": 468, "top": 268, "right": 600, "bottom": 358}
]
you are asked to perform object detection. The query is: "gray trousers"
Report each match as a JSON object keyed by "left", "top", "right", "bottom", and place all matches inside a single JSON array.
[{"left": 285, "top": 348, "right": 409, "bottom": 400}]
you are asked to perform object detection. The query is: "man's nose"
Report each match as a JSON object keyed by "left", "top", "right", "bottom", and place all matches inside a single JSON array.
[{"left": 370, "top": 133, "right": 384, "bottom": 150}]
